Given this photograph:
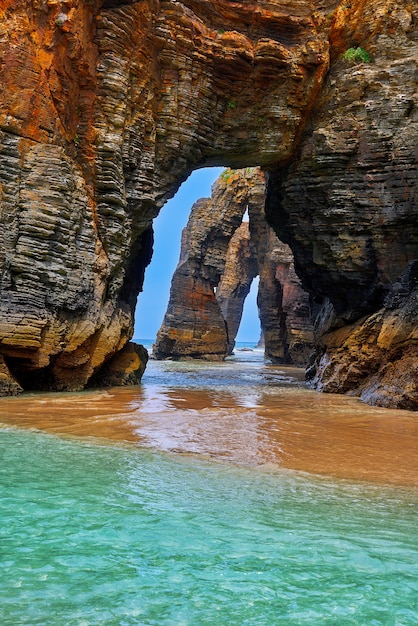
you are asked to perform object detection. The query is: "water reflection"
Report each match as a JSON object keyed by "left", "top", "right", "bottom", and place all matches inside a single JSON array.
[{"left": 0, "top": 354, "right": 417, "bottom": 486}]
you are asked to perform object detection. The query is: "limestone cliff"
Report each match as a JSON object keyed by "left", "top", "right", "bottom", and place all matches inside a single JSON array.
[{"left": 0, "top": 0, "right": 416, "bottom": 408}]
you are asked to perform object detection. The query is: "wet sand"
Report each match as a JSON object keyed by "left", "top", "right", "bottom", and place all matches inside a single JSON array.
[{"left": 1, "top": 368, "right": 417, "bottom": 487}]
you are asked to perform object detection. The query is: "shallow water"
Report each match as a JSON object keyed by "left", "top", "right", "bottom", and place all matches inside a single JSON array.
[
  {"left": 1, "top": 347, "right": 418, "bottom": 624},
  {"left": 1, "top": 348, "right": 417, "bottom": 486}
]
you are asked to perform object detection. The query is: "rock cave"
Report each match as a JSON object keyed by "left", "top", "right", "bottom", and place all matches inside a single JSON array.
[{"left": 0, "top": 0, "right": 416, "bottom": 409}]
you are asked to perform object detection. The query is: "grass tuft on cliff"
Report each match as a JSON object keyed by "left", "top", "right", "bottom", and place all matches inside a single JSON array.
[{"left": 342, "top": 47, "right": 371, "bottom": 63}]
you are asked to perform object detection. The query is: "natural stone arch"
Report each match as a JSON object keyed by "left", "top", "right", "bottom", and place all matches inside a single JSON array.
[
  {"left": 0, "top": 0, "right": 330, "bottom": 393},
  {"left": 216, "top": 221, "right": 259, "bottom": 356},
  {"left": 153, "top": 168, "right": 260, "bottom": 361},
  {"left": 0, "top": 0, "right": 416, "bottom": 408},
  {"left": 153, "top": 167, "right": 315, "bottom": 364}
]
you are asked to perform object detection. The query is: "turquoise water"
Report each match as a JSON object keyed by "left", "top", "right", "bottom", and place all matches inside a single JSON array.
[{"left": 1, "top": 426, "right": 418, "bottom": 625}]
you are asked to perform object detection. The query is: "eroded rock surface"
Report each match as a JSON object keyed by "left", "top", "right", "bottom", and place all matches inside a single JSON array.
[
  {"left": 153, "top": 171, "right": 252, "bottom": 359},
  {"left": 155, "top": 167, "right": 314, "bottom": 363},
  {"left": 216, "top": 221, "right": 258, "bottom": 355},
  {"left": 0, "top": 0, "right": 330, "bottom": 390},
  {"left": 257, "top": 234, "right": 315, "bottom": 366},
  {"left": 246, "top": 173, "right": 315, "bottom": 366},
  {"left": 307, "top": 262, "right": 418, "bottom": 410},
  {"left": 0, "top": 0, "right": 416, "bottom": 407},
  {"left": 0, "top": 355, "right": 22, "bottom": 396},
  {"left": 89, "top": 342, "right": 149, "bottom": 388},
  {"left": 266, "top": 0, "right": 418, "bottom": 407}
]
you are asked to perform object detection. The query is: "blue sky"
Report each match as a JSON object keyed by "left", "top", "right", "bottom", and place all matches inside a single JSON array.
[{"left": 134, "top": 167, "right": 261, "bottom": 343}]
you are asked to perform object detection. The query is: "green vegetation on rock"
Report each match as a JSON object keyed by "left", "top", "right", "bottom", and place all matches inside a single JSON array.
[{"left": 343, "top": 47, "right": 371, "bottom": 63}]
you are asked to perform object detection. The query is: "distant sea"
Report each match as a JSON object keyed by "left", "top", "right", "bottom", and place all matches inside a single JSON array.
[{"left": 134, "top": 338, "right": 261, "bottom": 351}]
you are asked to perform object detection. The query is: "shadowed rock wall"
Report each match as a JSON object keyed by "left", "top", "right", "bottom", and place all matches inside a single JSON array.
[
  {"left": 246, "top": 172, "right": 315, "bottom": 366},
  {"left": 266, "top": 0, "right": 418, "bottom": 408},
  {"left": 0, "top": 0, "right": 416, "bottom": 407},
  {"left": 257, "top": 234, "right": 315, "bottom": 367}
]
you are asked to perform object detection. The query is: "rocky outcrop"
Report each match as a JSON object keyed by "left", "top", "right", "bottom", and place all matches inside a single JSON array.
[
  {"left": 153, "top": 171, "right": 252, "bottom": 359},
  {"left": 216, "top": 221, "right": 258, "bottom": 355},
  {"left": 266, "top": 0, "right": 418, "bottom": 408},
  {"left": 155, "top": 167, "right": 314, "bottom": 363},
  {"left": 307, "top": 262, "right": 418, "bottom": 410},
  {"left": 219, "top": 220, "right": 315, "bottom": 365},
  {"left": 246, "top": 177, "right": 315, "bottom": 366},
  {"left": 0, "top": 356, "right": 23, "bottom": 396},
  {"left": 219, "top": 168, "right": 315, "bottom": 365},
  {"left": 89, "top": 342, "right": 148, "bottom": 388},
  {"left": 0, "top": 0, "right": 330, "bottom": 391},
  {"left": 0, "top": 0, "right": 416, "bottom": 407},
  {"left": 257, "top": 234, "right": 315, "bottom": 366}
]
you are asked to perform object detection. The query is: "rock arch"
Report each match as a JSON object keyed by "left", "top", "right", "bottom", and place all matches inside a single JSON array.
[
  {"left": 0, "top": 0, "right": 416, "bottom": 408},
  {"left": 216, "top": 220, "right": 259, "bottom": 356},
  {"left": 153, "top": 167, "right": 315, "bottom": 365}
]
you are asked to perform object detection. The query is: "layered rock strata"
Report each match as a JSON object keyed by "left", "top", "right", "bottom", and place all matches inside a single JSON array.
[
  {"left": 153, "top": 171, "right": 252, "bottom": 359},
  {"left": 247, "top": 174, "right": 315, "bottom": 366},
  {"left": 89, "top": 342, "right": 148, "bottom": 388},
  {"left": 307, "top": 262, "right": 418, "bottom": 410},
  {"left": 216, "top": 222, "right": 258, "bottom": 355},
  {"left": 0, "top": 0, "right": 330, "bottom": 392},
  {"left": 257, "top": 234, "right": 315, "bottom": 367},
  {"left": 154, "top": 167, "right": 314, "bottom": 364},
  {"left": 0, "top": 0, "right": 416, "bottom": 408},
  {"left": 266, "top": 0, "right": 418, "bottom": 407}
]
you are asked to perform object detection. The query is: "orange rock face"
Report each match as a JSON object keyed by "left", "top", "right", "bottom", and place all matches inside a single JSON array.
[
  {"left": 0, "top": 0, "right": 330, "bottom": 390},
  {"left": 0, "top": 0, "right": 416, "bottom": 407}
]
